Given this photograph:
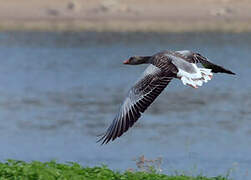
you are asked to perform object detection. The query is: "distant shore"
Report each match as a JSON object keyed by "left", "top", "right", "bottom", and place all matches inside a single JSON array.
[{"left": 0, "top": 0, "right": 250, "bottom": 32}]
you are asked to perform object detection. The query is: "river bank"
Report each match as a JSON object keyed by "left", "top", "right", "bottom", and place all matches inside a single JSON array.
[
  {"left": 0, "top": 160, "right": 229, "bottom": 180},
  {"left": 0, "top": 0, "right": 250, "bottom": 32}
]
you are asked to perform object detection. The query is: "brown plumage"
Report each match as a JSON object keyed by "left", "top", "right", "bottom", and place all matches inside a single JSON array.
[{"left": 98, "top": 50, "right": 235, "bottom": 144}]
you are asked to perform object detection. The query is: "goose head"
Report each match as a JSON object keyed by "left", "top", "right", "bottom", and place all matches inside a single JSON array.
[{"left": 123, "top": 56, "right": 151, "bottom": 65}]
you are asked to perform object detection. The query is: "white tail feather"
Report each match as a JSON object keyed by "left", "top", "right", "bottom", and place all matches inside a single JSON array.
[{"left": 179, "top": 67, "right": 213, "bottom": 88}]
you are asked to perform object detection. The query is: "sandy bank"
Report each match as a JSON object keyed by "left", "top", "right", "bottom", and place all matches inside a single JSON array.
[{"left": 0, "top": 0, "right": 250, "bottom": 32}]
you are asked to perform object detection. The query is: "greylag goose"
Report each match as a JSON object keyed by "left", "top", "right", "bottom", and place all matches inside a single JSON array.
[{"left": 98, "top": 50, "right": 235, "bottom": 144}]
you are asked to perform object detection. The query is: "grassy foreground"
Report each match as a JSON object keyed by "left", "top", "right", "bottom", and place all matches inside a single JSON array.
[{"left": 0, "top": 160, "right": 228, "bottom": 180}]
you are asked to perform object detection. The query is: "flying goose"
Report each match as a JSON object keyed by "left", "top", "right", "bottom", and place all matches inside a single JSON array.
[{"left": 98, "top": 50, "right": 235, "bottom": 144}]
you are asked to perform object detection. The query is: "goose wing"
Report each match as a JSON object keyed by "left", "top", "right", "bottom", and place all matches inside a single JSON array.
[
  {"left": 176, "top": 50, "right": 235, "bottom": 75},
  {"left": 98, "top": 64, "right": 175, "bottom": 144}
]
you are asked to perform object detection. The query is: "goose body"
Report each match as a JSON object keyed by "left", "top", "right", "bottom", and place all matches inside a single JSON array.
[{"left": 98, "top": 50, "right": 235, "bottom": 144}]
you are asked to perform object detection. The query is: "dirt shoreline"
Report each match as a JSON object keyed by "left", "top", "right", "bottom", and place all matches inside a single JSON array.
[{"left": 0, "top": 0, "right": 250, "bottom": 32}]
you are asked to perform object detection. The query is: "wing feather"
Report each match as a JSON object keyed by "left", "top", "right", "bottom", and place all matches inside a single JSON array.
[
  {"left": 98, "top": 65, "right": 173, "bottom": 144},
  {"left": 176, "top": 50, "right": 235, "bottom": 75}
]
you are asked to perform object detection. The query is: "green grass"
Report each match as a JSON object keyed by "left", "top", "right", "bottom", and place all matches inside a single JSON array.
[{"left": 0, "top": 160, "right": 228, "bottom": 180}]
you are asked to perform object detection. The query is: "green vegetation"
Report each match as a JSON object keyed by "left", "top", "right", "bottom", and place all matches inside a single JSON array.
[{"left": 0, "top": 160, "right": 229, "bottom": 180}]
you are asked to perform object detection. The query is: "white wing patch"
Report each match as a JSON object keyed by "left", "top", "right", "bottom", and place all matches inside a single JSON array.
[{"left": 177, "top": 63, "right": 213, "bottom": 88}]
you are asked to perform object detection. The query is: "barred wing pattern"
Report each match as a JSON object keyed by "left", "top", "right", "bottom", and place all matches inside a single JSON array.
[{"left": 98, "top": 65, "right": 173, "bottom": 144}]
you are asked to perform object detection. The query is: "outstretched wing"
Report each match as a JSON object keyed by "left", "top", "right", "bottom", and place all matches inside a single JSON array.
[
  {"left": 176, "top": 50, "right": 235, "bottom": 75},
  {"left": 98, "top": 65, "right": 174, "bottom": 144}
]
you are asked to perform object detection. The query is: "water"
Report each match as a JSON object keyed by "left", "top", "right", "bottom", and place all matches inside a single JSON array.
[{"left": 0, "top": 31, "right": 250, "bottom": 179}]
